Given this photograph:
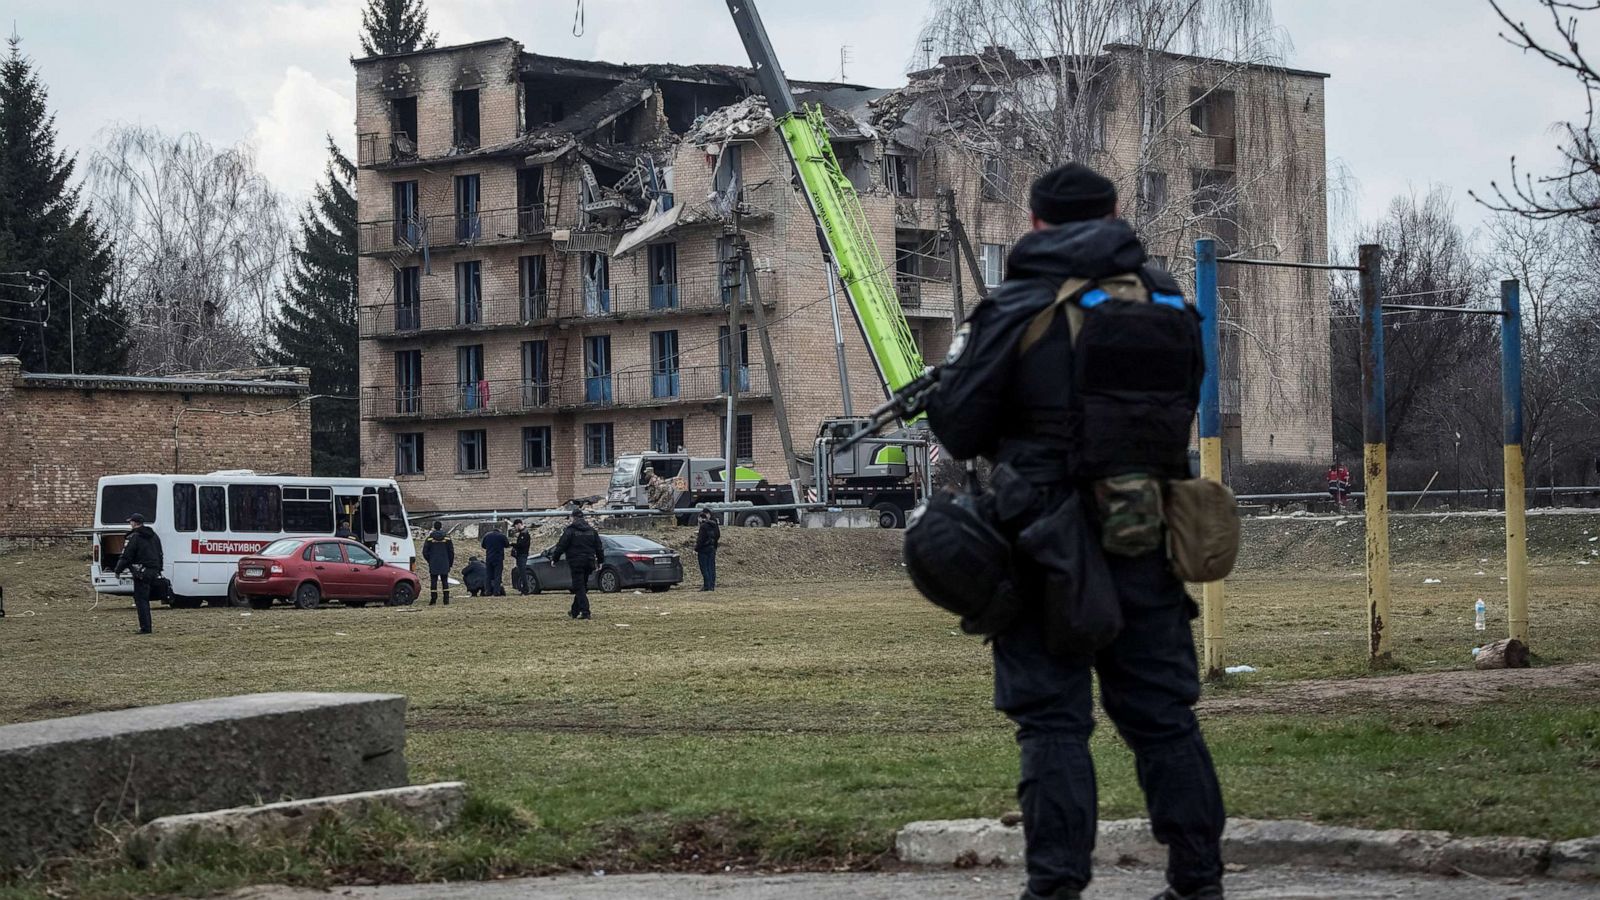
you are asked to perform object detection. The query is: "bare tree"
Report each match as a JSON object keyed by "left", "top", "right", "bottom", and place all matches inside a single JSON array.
[
  {"left": 1474, "top": 0, "right": 1600, "bottom": 221},
  {"left": 88, "top": 126, "right": 288, "bottom": 375}
]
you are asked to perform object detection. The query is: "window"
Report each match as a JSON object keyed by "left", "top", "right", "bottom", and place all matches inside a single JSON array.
[
  {"left": 199, "top": 485, "right": 227, "bottom": 532},
  {"left": 282, "top": 486, "right": 334, "bottom": 534},
  {"left": 261, "top": 539, "right": 302, "bottom": 558},
  {"left": 455, "top": 260, "right": 482, "bottom": 325},
  {"left": 1150, "top": 255, "right": 1170, "bottom": 272},
  {"left": 585, "top": 423, "right": 615, "bottom": 468},
  {"left": 521, "top": 340, "right": 550, "bottom": 407},
  {"left": 173, "top": 483, "right": 197, "bottom": 533},
  {"left": 982, "top": 155, "right": 1008, "bottom": 201},
  {"left": 453, "top": 88, "right": 481, "bottom": 149},
  {"left": 651, "top": 418, "right": 684, "bottom": 454},
  {"left": 979, "top": 243, "right": 1006, "bottom": 288},
  {"left": 395, "top": 350, "right": 421, "bottom": 414},
  {"left": 714, "top": 144, "right": 742, "bottom": 196},
  {"left": 394, "top": 267, "right": 421, "bottom": 331},
  {"left": 390, "top": 96, "right": 418, "bottom": 150},
  {"left": 519, "top": 254, "right": 548, "bottom": 321},
  {"left": 455, "top": 174, "right": 481, "bottom": 242},
  {"left": 650, "top": 330, "right": 680, "bottom": 399},
  {"left": 718, "top": 325, "right": 750, "bottom": 393},
  {"left": 884, "top": 153, "right": 917, "bottom": 196},
  {"left": 522, "top": 426, "right": 552, "bottom": 471},
  {"left": 395, "top": 433, "right": 424, "bottom": 475},
  {"left": 585, "top": 335, "right": 612, "bottom": 404},
  {"left": 378, "top": 487, "right": 407, "bottom": 539},
  {"left": 1091, "top": 109, "right": 1107, "bottom": 152},
  {"left": 228, "top": 484, "right": 282, "bottom": 533},
  {"left": 1140, "top": 171, "right": 1169, "bottom": 212},
  {"left": 458, "top": 429, "right": 488, "bottom": 474},
  {"left": 458, "top": 345, "right": 485, "bottom": 411},
  {"left": 392, "top": 181, "right": 419, "bottom": 245},
  {"left": 346, "top": 543, "right": 381, "bottom": 566},
  {"left": 1189, "top": 88, "right": 1237, "bottom": 166},
  {"left": 100, "top": 484, "right": 157, "bottom": 525},
  {"left": 649, "top": 243, "right": 679, "bottom": 309},
  {"left": 517, "top": 166, "right": 546, "bottom": 233},
  {"left": 582, "top": 252, "right": 610, "bottom": 314},
  {"left": 309, "top": 542, "right": 345, "bottom": 563},
  {"left": 718, "top": 414, "right": 755, "bottom": 464}
]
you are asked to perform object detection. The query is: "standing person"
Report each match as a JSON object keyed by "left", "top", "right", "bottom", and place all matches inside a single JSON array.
[
  {"left": 113, "top": 513, "right": 163, "bottom": 635},
  {"left": 924, "top": 163, "right": 1224, "bottom": 900},
  {"left": 480, "top": 523, "right": 510, "bottom": 596},
  {"left": 511, "top": 519, "right": 532, "bottom": 595},
  {"left": 1326, "top": 461, "right": 1352, "bottom": 510},
  {"left": 549, "top": 509, "right": 603, "bottom": 619},
  {"left": 422, "top": 521, "right": 455, "bottom": 606},
  {"left": 695, "top": 509, "right": 721, "bottom": 592}
]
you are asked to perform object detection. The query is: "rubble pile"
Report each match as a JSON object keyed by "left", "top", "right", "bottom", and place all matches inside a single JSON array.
[{"left": 685, "top": 95, "right": 774, "bottom": 145}]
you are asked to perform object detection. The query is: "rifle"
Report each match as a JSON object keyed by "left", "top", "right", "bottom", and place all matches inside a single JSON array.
[{"left": 835, "top": 367, "right": 943, "bottom": 453}]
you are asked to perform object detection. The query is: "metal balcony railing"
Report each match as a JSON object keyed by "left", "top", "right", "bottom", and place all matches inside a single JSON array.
[
  {"left": 361, "top": 293, "right": 555, "bottom": 338},
  {"left": 361, "top": 366, "right": 768, "bottom": 421},
  {"left": 895, "top": 275, "right": 923, "bottom": 308},
  {"left": 559, "top": 274, "right": 774, "bottom": 322},
  {"left": 359, "top": 217, "right": 425, "bottom": 256},
  {"left": 357, "top": 206, "right": 550, "bottom": 258},
  {"left": 356, "top": 132, "right": 419, "bottom": 167},
  {"left": 567, "top": 365, "right": 769, "bottom": 410}
]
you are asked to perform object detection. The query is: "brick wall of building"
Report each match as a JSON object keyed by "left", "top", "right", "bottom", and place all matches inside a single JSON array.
[{"left": 0, "top": 358, "right": 312, "bottom": 538}]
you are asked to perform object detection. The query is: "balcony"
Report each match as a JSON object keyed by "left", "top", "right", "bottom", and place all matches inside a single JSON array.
[
  {"left": 895, "top": 275, "right": 922, "bottom": 309},
  {"left": 357, "top": 206, "right": 550, "bottom": 258},
  {"left": 556, "top": 274, "right": 774, "bottom": 324},
  {"left": 356, "top": 132, "right": 419, "bottom": 168},
  {"left": 361, "top": 365, "right": 768, "bottom": 422},
  {"left": 361, "top": 293, "right": 554, "bottom": 339}
]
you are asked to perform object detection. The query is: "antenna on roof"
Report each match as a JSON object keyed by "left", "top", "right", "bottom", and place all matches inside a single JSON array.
[
  {"left": 839, "top": 45, "right": 852, "bottom": 81},
  {"left": 921, "top": 36, "right": 935, "bottom": 70}
]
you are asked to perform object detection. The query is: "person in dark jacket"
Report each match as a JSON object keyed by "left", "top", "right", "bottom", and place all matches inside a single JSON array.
[
  {"left": 695, "top": 510, "right": 721, "bottom": 592},
  {"left": 549, "top": 509, "right": 603, "bottom": 619},
  {"left": 924, "top": 164, "right": 1224, "bottom": 900},
  {"left": 113, "top": 513, "right": 163, "bottom": 634},
  {"left": 480, "top": 524, "right": 510, "bottom": 596},
  {"left": 422, "top": 522, "right": 455, "bottom": 606},
  {"left": 461, "top": 557, "right": 487, "bottom": 596},
  {"left": 511, "top": 519, "right": 532, "bottom": 595}
]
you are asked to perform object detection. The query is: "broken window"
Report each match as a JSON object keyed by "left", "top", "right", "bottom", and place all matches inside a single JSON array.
[
  {"left": 454, "top": 174, "right": 481, "bottom": 242},
  {"left": 1189, "top": 87, "right": 1237, "bottom": 166},
  {"left": 650, "top": 418, "right": 684, "bottom": 454},
  {"left": 391, "top": 181, "right": 419, "bottom": 245},
  {"left": 1140, "top": 171, "right": 1169, "bottom": 213},
  {"left": 979, "top": 243, "right": 1006, "bottom": 288},
  {"left": 455, "top": 261, "right": 483, "bottom": 326},
  {"left": 522, "top": 340, "right": 550, "bottom": 407},
  {"left": 836, "top": 144, "right": 875, "bottom": 193},
  {"left": 394, "top": 350, "right": 422, "bottom": 414},
  {"left": 582, "top": 252, "right": 611, "bottom": 315},
  {"left": 457, "top": 430, "right": 488, "bottom": 473},
  {"left": 982, "top": 155, "right": 1008, "bottom": 202},
  {"left": 650, "top": 330, "right": 680, "bottom": 399},
  {"left": 649, "top": 243, "right": 679, "bottom": 310},
  {"left": 517, "top": 166, "right": 546, "bottom": 233},
  {"left": 522, "top": 426, "right": 552, "bottom": 470},
  {"left": 711, "top": 145, "right": 743, "bottom": 216},
  {"left": 718, "top": 325, "right": 751, "bottom": 393},
  {"left": 519, "top": 254, "right": 548, "bottom": 321},
  {"left": 453, "top": 88, "right": 481, "bottom": 150},
  {"left": 884, "top": 153, "right": 918, "bottom": 197},
  {"left": 395, "top": 433, "right": 424, "bottom": 476},
  {"left": 585, "top": 336, "right": 613, "bottom": 404},
  {"left": 390, "top": 97, "right": 419, "bottom": 157},
  {"left": 393, "top": 266, "right": 421, "bottom": 331},
  {"left": 585, "top": 423, "right": 615, "bottom": 467},
  {"left": 457, "top": 345, "right": 486, "bottom": 412},
  {"left": 894, "top": 234, "right": 922, "bottom": 307}
]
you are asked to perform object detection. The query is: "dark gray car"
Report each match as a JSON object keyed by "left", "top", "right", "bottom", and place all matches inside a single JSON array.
[{"left": 523, "top": 534, "right": 684, "bottom": 594}]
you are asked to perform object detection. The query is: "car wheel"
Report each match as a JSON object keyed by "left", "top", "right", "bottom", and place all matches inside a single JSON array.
[
  {"left": 649, "top": 585, "right": 671, "bottom": 593},
  {"left": 598, "top": 567, "right": 622, "bottom": 593},
  {"left": 228, "top": 576, "right": 250, "bottom": 608},
  {"left": 737, "top": 509, "right": 771, "bottom": 528},
  {"left": 390, "top": 582, "right": 417, "bottom": 607},
  {"left": 248, "top": 595, "right": 274, "bottom": 610},
  {"left": 873, "top": 501, "right": 906, "bottom": 529},
  {"left": 293, "top": 582, "right": 321, "bottom": 610},
  {"left": 526, "top": 570, "right": 542, "bottom": 595}
]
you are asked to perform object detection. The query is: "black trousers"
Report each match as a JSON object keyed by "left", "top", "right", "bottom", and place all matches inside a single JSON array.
[
  {"left": 697, "top": 548, "right": 717, "bottom": 590},
  {"left": 486, "top": 557, "right": 505, "bottom": 596},
  {"left": 992, "top": 551, "right": 1225, "bottom": 896},
  {"left": 568, "top": 563, "right": 592, "bottom": 618},
  {"left": 429, "top": 572, "right": 450, "bottom": 602},
  {"left": 131, "top": 576, "right": 154, "bottom": 633},
  {"left": 512, "top": 553, "right": 529, "bottom": 593}
]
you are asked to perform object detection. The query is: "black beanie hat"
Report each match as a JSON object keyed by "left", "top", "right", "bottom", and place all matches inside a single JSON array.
[{"left": 1030, "top": 163, "right": 1118, "bottom": 224}]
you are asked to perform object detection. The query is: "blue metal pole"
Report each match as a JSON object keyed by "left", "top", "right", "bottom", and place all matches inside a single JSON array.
[
  {"left": 1500, "top": 279, "right": 1528, "bottom": 644},
  {"left": 1194, "top": 238, "right": 1224, "bottom": 679}
]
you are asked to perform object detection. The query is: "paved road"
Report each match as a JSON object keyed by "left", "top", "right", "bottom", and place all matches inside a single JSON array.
[{"left": 237, "top": 867, "right": 1600, "bottom": 899}]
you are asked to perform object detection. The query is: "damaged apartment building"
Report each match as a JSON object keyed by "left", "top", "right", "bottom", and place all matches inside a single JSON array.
[{"left": 354, "top": 38, "right": 1329, "bottom": 513}]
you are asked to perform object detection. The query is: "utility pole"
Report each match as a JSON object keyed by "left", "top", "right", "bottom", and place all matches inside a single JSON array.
[
  {"left": 740, "top": 242, "right": 802, "bottom": 502},
  {"left": 943, "top": 190, "right": 965, "bottom": 324},
  {"left": 723, "top": 241, "right": 743, "bottom": 525}
]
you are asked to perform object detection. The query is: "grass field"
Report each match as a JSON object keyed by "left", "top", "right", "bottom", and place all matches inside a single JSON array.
[{"left": 2, "top": 514, "right": 1599, "bottom": 898}]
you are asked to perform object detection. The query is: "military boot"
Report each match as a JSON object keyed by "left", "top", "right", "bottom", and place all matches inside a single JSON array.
[
  {"left": 443, "top": 589, "right": 451, "bottom": 606},
  {"left": 429, "top": 588, "right": 438, "bottom": 606},
  {"left": 1152, "top": 886, "right": 1223, "bottom": 900}
]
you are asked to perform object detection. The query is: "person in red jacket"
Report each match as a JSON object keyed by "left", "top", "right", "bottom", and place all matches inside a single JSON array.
[{"left": 1326, "top": 461, "right": 1352, "bottom": 510}]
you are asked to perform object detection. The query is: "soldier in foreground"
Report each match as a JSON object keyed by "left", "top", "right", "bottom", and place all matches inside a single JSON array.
[{"left": 924, "top": 163, "right": 1223, "bottom": 900}]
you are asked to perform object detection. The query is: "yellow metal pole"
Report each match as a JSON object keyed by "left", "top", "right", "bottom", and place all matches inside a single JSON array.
[
  {"left": 1365, "top": 444, "right": 1391, "bottom": 662},
  {"left": 1200, "top": 436, "right": 1226, "bottom": 677},
  {"left": 1504, "top": 444, "right": 1529, "bottom": 643}
]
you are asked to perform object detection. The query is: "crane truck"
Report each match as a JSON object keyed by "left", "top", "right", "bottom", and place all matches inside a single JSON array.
[{"left": 606, "top": 0, "right": 939, "bottom": 528}]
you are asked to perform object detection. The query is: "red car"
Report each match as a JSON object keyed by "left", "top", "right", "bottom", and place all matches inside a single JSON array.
[{"left": 236, "top": 537, "right": 420, "bottom": 610}]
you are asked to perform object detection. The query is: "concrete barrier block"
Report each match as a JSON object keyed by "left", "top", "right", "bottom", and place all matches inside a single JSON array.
[
  {"left": 1221, "top": 817, "right": 1452, "bottom": 872},
  {"left": 126, "top": 782, "right": 466, "bottom": 866},
  {"left": 802, "top": 510, "right": 878, "bottom": 529},
  {"left": 0, "top": 692, "right": 407, "bottom": 869},
  {"left": 1548, "top": 837, "right": 1600, "bottom": 881},
  {"left": 896, "top": 819, "right": 1023, "bottom": 866}
]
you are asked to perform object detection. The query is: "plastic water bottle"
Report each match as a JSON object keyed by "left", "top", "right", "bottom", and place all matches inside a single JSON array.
[{"left": 1475, "top": 598, "right": 1487, "bottom": 631}]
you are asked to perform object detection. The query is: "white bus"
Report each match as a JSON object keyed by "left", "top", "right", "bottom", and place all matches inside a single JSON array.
[{"left": 90, "top": 471, "right": 417, "bottom": 608}]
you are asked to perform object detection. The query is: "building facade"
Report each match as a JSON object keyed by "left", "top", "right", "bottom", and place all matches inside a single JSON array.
[
  {"left": 353, "top": 39, "right": 1329, "bottom": 515},
  {"left": 0, "top": 357, "right": 311, "bottom": 540}
]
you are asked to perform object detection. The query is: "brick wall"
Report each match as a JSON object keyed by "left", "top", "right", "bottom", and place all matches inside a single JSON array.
[{"left": 0, "top": 358, "right": 312, "bottom": 537}]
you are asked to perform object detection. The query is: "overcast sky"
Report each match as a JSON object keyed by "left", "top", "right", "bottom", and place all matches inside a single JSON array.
[{"left": 8, "top": 0, "right": 1586, "bottom": 238}]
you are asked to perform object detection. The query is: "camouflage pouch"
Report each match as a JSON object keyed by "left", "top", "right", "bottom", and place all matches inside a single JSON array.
[{"left": 1092, "top": 473, "right": 1165, "bottom": 557}]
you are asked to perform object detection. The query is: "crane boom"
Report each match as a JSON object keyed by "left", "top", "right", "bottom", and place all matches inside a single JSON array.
[{"left": 723, "top": 0, "right": 926, "bottom": 415}]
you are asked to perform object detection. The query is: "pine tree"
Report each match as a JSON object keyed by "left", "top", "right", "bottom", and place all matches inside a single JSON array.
[
  {"left": 267, "top": 138, "right": 359, "bottom": 476},
  {"left": 360, "top": 0, "right": 439, "bottom": 57},
  {"left": 0, "top": 33, "right": 125, "bottom": 373}
]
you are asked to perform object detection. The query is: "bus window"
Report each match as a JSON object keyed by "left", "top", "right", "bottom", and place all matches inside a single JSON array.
[
  {"left": 229, "top": 484, "right": 282, "bottom": 533},
  {"left": 378, "top": 487, "right": 408, "bottom": 538},
  {"left": 173, "top": 483, "right": 198, "bottom": 532},
  {"left": 283, "top": 486, "right": 334, "bottom": 534},
  {"left": 100, "top": 483, "right": 157, "bottom": 525},
  {"left": 199, "top": 486, "right": 227, "bottom": 532}
]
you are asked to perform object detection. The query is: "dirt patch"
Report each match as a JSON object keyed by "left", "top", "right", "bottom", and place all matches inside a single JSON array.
[{"left": 1201, "top": 662, "right": 1600, "bottom": 716}]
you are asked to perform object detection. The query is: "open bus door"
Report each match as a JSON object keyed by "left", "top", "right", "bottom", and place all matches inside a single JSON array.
[{"left": 359, "top": 490, "right": 380, "bottom": 550}]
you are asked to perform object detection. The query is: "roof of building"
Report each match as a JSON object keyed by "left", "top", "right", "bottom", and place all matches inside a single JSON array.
[{"left": 351, "top": 37, "right": 519, "bottom": 66}]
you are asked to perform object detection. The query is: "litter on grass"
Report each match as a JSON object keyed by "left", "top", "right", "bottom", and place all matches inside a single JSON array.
[
  {"left": 1423, "top": 578, "right": 1443, "bottom": 584},
  {"left": 1225, "top": 665, "right": 1257, "bottom": 674}
]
